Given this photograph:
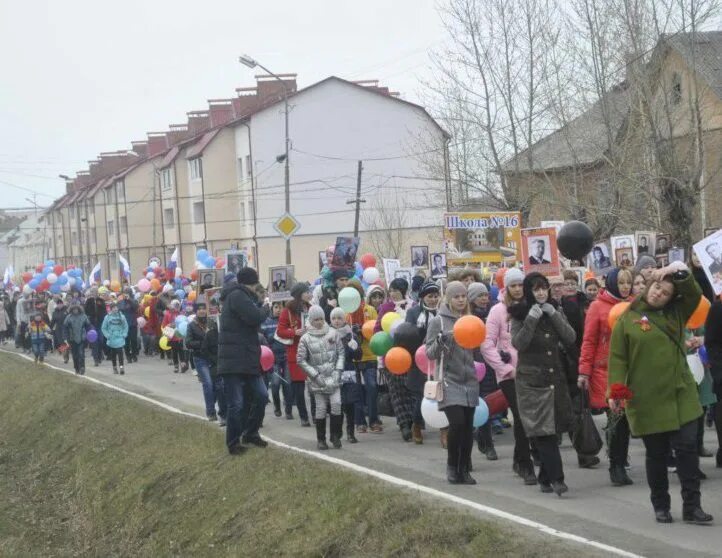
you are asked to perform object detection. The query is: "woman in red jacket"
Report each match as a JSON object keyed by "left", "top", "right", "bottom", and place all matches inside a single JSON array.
[
  {"left": 277, "top": 282, "right": 313, "bottom": 426},
  {"left": 578, "top": 268, "right": 632, "bottom": 487}
]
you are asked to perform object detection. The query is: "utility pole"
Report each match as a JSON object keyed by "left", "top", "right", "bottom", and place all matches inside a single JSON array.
[{"left": 346, "top": 160, "right": 366, "bottom": 237}]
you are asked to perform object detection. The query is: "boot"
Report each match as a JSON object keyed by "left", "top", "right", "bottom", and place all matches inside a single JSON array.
[
  {"left": 329, "top": 414, "right": 343, "bottom": 449},
  {"left": 315, "top": 418, "right": 328, "bottom": 450},
  {"left": 446, "top": 465, "right": 461, "bottom": 484},
  {"left": 346, "top": 426, "right": 358, "bottom": 444},
  {"left": 401, "top": 424, "right": 412, "bottom": 442},
  {"left": 458, "top": 465, "right": 477, "bottom": 485},
  {"left": 440, "top": 427, "right": 448, "bottom": 449},
  {"left": 412, "top": 423, "right": 423, "bottom": 444},
  {"left": 683, "top": 507, "right": 714, "bottom": 525},
  {"left": 609, "top": 465, "right": 633, "bottom": 486},
  {"left": 716, "top": 449, "right": 722, "bottom": 468},
  {"left": 113, "top": 366, "right": 118, "bottom": 374}
]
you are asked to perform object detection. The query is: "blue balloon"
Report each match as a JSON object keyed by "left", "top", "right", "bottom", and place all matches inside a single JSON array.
[
  {"left": 29, "top": 279, "right": 40, "bottom": 289},
  {"left": 473, "top": 398, "right": 490, "bottom": 428},
  {"left": 490, "top": 285, "right": 500, "bottom": 302},
  {"left": 49, "top": 284, "right": 62, "bottom": 294},
  {"left": 313, "top": 277, "right": 322, "bottom": 286},
  {"left": 699, "top": 345, "right": 709, "bottom": 366},
  {"left": 43, "top": 266, "right": 52, "bottom": 276},
  {"left": 175, "top": 289, "right": 185, "bottom": 299},
  {"left": 33, "top": 273, "right": 42, "bottom": 281},
  {"left": 204, "top": 257, "right": 216, "bottom": 269},
  {"left": 45, "top": 260, "right": 55, "bottom": 266},
  {"left": 196, "top": 249, "right": 209, "bottom": 261},
  {"left": 175, "top": 314, "right": 188, "bottom": 326},
  {"left": 354, "top": 262, "right": 363, "bottom": 278},
  {"left": 177, "top": 321, "right": 188, "bottom": 337},
  {"left": 56, "top": 275, "right": 68, "bottom": 285}
]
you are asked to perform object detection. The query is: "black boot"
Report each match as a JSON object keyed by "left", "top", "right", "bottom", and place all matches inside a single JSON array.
[
  {"left": 329, "top": 414, "right": 343, "bottom": 449},
  {"left": 315, "top": 418, "right": 328, "bottom": 450},
  {"left": 683, "top": 507, "right": 714, "bottom": 524},
  {"left": 458, "top": 464, "right": 477, "bottom": 485},
  {"left": 609, "top": 465, "right": 634, "bottom": 486},
  {"left": 446, "top": 465, "right": 461, "bottom": 484},
  {"left": 347, "top": 426, "right": 358, "bottom": 444}
]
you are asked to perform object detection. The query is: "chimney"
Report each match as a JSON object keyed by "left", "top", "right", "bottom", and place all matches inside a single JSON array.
[
  {"left": 74, "top": 171, "right": 92, "bottom": 190},
  {"left": 187, "top": 111, "right": 210, "bottom": 135},
  {"left": 255, "top": 74, "right": 297, "bottom": 105},
  {"left": 232, "top": 88, "right": 260, "bottom": 118},
  {"left": 88, "top": 160, "right": 102, "bottom": 181},
  {"left": 97, "top": 151, "right": 140, "bottom": 177},
  {"left": 147, "top": 132, "right": 169, "bottom": 157},
  {"left": 167, "top": 124, "right": 190, "bottom": 146},
  {"left": 131, "top": 141, "right": 148, "bottom": 158},
  {"left": 208, "top": 100, "right": 234, "bottom": 127}
]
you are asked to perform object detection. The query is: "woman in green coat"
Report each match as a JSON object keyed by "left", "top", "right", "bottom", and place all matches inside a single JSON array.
[{"left": 608, "top": 261, "right": 712, "bottom": 525}]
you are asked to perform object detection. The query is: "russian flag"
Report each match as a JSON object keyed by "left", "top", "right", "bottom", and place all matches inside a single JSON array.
[
  {"left": 118, "top": 254, "right": 131, "bottom": 281},
  {"left": 167, "top": 247, "right": 178, "bottom": 277},
  {"left": 2, "top": 267, "right": 9, "bottom": 288},
  {"left": 90, "top": 261, "right": 102, "bottom": 285}
]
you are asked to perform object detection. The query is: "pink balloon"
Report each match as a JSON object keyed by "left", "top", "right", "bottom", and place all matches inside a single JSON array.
[
  {"left": 415, "top": 345, "right": 430, "bottom": 375},
  {"left": 474, "top": 361, "right": 487, "bottom": 382},
  {"left": 260, "top": 345, "right": 275, "bottom": 372},
  {"left": 137, "top": 278, "right": 151, "bottom": 293}
]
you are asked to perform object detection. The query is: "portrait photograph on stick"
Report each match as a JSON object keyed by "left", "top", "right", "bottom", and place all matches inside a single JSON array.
[
  {"left": 520, "top": 226, "right": 560, "bottom": 277},
  {"left": 410, "top": 245, "right": 429, "bottom": 268},
  {"left": 268, "top": 265, "right": 294, "bottom": 302}
]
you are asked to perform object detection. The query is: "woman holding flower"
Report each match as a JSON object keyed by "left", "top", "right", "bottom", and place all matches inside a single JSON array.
[{"left": 608, "top": 261, "right": 712, "bottom": 525}]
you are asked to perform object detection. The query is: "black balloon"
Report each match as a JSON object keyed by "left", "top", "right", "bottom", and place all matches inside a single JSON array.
[
  {"left": 392, "top": 322, "right": 421, "bottom": 352},
  {"left": 557, "top": 221, "right": 594, "bottom": 261}
]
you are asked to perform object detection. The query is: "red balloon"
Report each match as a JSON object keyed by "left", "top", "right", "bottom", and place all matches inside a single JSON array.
[
  {"left": 260, "top": 345, "right": 275, "bottom": 372},
  {"left": 35, "top": 265, "right": 44, "bottom": 273},
  {"left": 38, "top": 279, "right": 50, "bottom": 292},
  {"left": 21, "top": 272, "right": 32, "bottom": 283},
  {"left": 495, "top": 268, "right": 507, "bottom": 289},
  {"left": 67, "top": 264, "right": 75, "bottom": 270},
  {"left": 359, "top": 253, "right": 377, "bottom": 269},
  {"left": 53, "top": 265, "right": 64, "bottom": 275}
]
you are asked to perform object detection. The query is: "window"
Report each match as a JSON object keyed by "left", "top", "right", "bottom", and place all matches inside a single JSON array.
[
  {"left": 238, "top": 157, "right": 244, "bottom": 179},
  {"left": 192, "top": 201, "right": 204, "bottom": 223},
  {"left": 245, "top": 155, "right": 252, "bottom": 178},
  {"left": 161, "top": 168, "right": 173, "bottom": 191},
  {"left": 189, "top": 158, "right": 203, "bottom": 180},
  {"left": 164, "top": 208, "right": 175, "bottom": 228},
  {"left": 239, "top": 201, "right": 246, "bottom": 222},
  {"left": 104, "top": 189, "right": 113, "bottom": 204},
  {"left": 116, "top": 181, "right": 126, "bottom": 203},
  {"left": 107, "top": 220, "right": 114, "bottom": 236},
  {"left": 120, "top": 216, "right": 128, "bottom": 235},
  {"left": 671, "top": 72, "right": 682, "bottom": 105}
]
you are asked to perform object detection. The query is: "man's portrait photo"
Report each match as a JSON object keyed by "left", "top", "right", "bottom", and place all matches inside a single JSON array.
[
  {"left": 225, "top": 251, "right": 247, "bottom": 276},
  {"left": 655, "top": 234, "right": 670, "bottom": 256},
  {"left": 411, "top": 246, "right": 429, "bottom": 268},
  {"left": 635, "top": 231, "right": 656, "bottom": 256},
  {"left": 198, "top": 269, "right": 222, "bottom": 295},
  {"left": 268, "top": 265, "right": 294, "bottom": 302},
  {"left": 694, "top": 230, "right": 722, "bottom": 295},
  {"left": 706, "top": 243, "right": 722, "bottom": 276},
  {"left": 527, "top": 237, "right": 551, "bottom": 265},
  {"left": 330, "top": 236, "right": 360, "bottom": 270},
  {"left": 430, "top": 253, "right": 447, "bottom": 278}
]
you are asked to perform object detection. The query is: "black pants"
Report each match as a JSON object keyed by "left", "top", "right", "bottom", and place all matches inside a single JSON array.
[
  {"left": 125, "top": 327, "right": 139, "bottom": 360},
  {"left": 69, "top": 341, "right": 85, "bottom": 372},
  {"left": 343, "top": 402, "right": 355, "bottom": 434},
  {"left": 607, "top": 411, "right": 631, "bottom": 468},
  {"left": 170, "top": 341, "right": 185, "bottom": 368},
  {"left": 477, "top": 421, "right": 493, "bottom": 451},
  {"left": 109, "top": 347, "right": 124, "bottom": 367},
  {"left": 292, "top": 381, "right": 310, "bottom": 421},
  {"left": 499, "top": 379, "right": 533, "bottom": 469},
  {"left": 532, "top": 434, "right": 564, "bottom": 483},
  {"left": 443, "top": 405, "right": 475, "bottom": 470},
  {"left": 641, "top": 419, "right": 700, "bottom": 513}
]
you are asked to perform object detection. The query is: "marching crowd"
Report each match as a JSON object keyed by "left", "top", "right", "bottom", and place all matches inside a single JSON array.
[{"left": 3, "top": 250, "right": 722, "bottom": 525}]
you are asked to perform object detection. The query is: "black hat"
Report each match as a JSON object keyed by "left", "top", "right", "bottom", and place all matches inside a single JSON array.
[
  {"left": 237, "top": 267, "right": 259, "bottom": 286},
  {"left": 419, "top": 280, "right": 440, "bottom": 299},
  {"left": 389, "top": 278, "right": 409, "bottom": 296}
]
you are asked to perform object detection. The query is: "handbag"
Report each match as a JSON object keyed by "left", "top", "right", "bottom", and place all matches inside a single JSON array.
[
  {"left": 274, "top": 331, "right": 293, "bottom": 346},
  {"left": 571, "top": 390, "right": 603, "bottom": 456},
  {"left": 424, "top": 342, "right": 445, "bottom": 401}
]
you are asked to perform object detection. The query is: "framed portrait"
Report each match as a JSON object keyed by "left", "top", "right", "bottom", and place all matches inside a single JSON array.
[
  {"left": 430, "top": 253, "right": 447, "bottom": 279},
  {"left": 318, "top": 251, "right": 327, "bottom": 272},
  {"left": 393, "top": 268, "right": 414, "bottom": 287},
  {"left": 655, "top": 254, "right": 669, "bottom": 267},
  {"left": 654, "top": 234, "right": 671, "bottom": 256},
  {"left": 611, "top": 234, "right": 636, "bottom": 262},
  {"left": 615, "top": 248, "right": 634, "bottom": 268},
  {"left": 521, "top": 227, "right": 560, "bottom": 277},
  {"left": 540, "top": 220, "right": 565, "bottom": 233},
  {"left": 635, "top": 231, "right": 656, "bottom": 256},
  {"left": 330, "top": 236, "right": 360, "bottom": 270},
  {"left": 196, "top": 268, "right": 223, "bottom": 296},
  {"left": 197, "top": 287, "right": 222, "bottom": 316},
  {"left": 693, "top": 229, "right": 722, "bottom": 295},
  {"left": 383, "top": 258, "right": 401, "bottom": 283},
  {"left": 568, "top": 267, "right": 586, "bottom": 288},
  {"left": 668, "top": 248, "right": 685, "bottom": 264},
  {"left": 268, "top": 265, "right": 294, "bottom": 302},
  {"left": 410, "top": 246, "right": 429, "bottom": 268},
  {"left": 587, "top": 242, "right": 614, "bottom": 276},
  {"left": 225, "top": 250, "right": 247, "bottom": 276}
]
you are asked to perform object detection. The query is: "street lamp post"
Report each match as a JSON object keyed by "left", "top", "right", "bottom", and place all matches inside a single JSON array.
[{"left": 239, "top": 54, "right": 292, "bottom": 265}]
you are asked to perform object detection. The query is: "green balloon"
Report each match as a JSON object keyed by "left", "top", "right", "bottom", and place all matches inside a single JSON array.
[
  {"left": 338, "top": 287, "right": 361, "bottom": 313},
  {"left": 370, "top": 331, "right": 393, "bottom": 357}
]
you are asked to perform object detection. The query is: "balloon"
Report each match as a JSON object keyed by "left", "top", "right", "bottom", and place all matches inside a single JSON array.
[
  {"left": 687, "top": 296, "right": 711, "bottom": 329},
  {"left": 687, "top": 353, "right": 705, "bottom": 384},
  {"left": 385, "top": 347, "right": 412, "bottom": 375},
  {"left": 369, "top": 331, "right": 393, "bottom": 356},
  {"left": 362, "top": 320, "right": 376, "bottom": 341},
  {"left": 490, "top": 285, "right": 499, "bottom": 302},
  {"left": 391, "top": 322, "right": 420, "bottom": 351},
  {"left": 338, "top": 287, "right": 361, "bottom": 313},
  {"left": 175, "top": 315, "right": 188, "bottom": 326},
  {"left": 557, "top": 220, "right": 594, "bottom": 260},
  {"left": 159, "top": 336, "right": 171, "bottom": 351},
  {"left": 453, "top": 315, "right": 486, "bottom": 349},
  {"left": 150, "top": 278, "right": 161, "bottom": 292},
  {"left": 43, "top": 266, "right": 53, "bottom": 275},
  {"left": 699, "top": 345, "right": 709, "bottom": 366},
  {"left": 176, "top": 321, "right": 188, "bottom": 337},
  {"left": 56, "top": 274, "right": 68, "bottom": 285},
  {"left": 188, "top": 290, "right": 197, "bottom": 302},
  {"left": 174, "top": 267, "right": 183, "bottom": 278},
  {"left": 103, "top": 279, "right": 110, "bottom": 287},
  {"left": 29, "top": 279, "right": 40, "bottom": 289},
  {"left": 137, "top": 278, "right": 151, "bottom": 292},
  {"left": 146, "top": 272, "right": 155, "bottom": 280},
  {"left": 260, "top": 345, "right": 275, "bottom": 372},
  {"left": 60, "top": 283, "right": 70, "bottom": 292},
  {"left": 144, "top": 307, "right": 150, "bottom": 319},
  {"left": 49, "top": 284, "right": 61, "bottom": 294},
  {"left": 46, "top": 273, "right": 58, "bottom": 284},
  {"left": 196, "top": 249, "right": 209, "bottom": 261},
  {"left": 53, "top": 265, "right": 64, "bottom": 275},
  {"left": 362, "top": 267, "right": 380, "bottom": 284},
  {"left": 21, "top": 272, "right": 32, "bottom": 283},
  {"left": 86, "top": 329, "right": 98, "bottom": 343},
  {"left": 421, "top": 398, "right": 449, "bottom": 429},
  {"left": 38, "top": 279, "right": 50, "bottom": 292},
  {"left": 484, "top": 389, "right": 510, "bottom": 416},
  {"left": 23, "top": 284, "right": 32, "bottom": 295},
  {"left": 110, "top": 280, "right": 121, "bottom": 293},
  {"left": 137, "top": 316, "right": 147, "bottom": 328},
  {"left": 162, "top": 283, "right": 173, "bottom": 293},
  {"left": 415, "top": 345, "right": 432, "bottom": 375},
  {"left": 149, "top": 261, "right": 160, "bottom": 270},
  {"left": 608, "top": 301, "right": 631, "bottom": 330},
  {"left": 389, "top": 318, "right": 403, "bottom": 338},
  {"left": 67, "top": 277, "right": 76, "bottom": 287},
  {"left": 359, "top": 253, "right": 377, "bottom": 269},
  {"left": 381, "top": 311, "right": 401, "bottom": 333},
  {"left": 495, "top": 268, "right": 507, "bottom": 289},
  {"left": 190, "top": 269, "right": 199, "bottom": 281},
  {"left": 473, "top": 398, "right": 490, "bottom": 427},
  {"left": 353, "top": 262, "right": 364, "bottom": 279},
  {"left": 45, "top": 259, "right": 55, "bottom": 266},
  {"left": 474, "top": 361, "right": 487, "bottom": 382},
  {"left": 175, "top": 289, "right": 185, "bottom": 299}
]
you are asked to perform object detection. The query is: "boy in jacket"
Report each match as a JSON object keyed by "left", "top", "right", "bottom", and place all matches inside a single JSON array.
[
  {"left": 28, "top": 312, "right": 51, "bottom": 363},
  {"left": 63, "top": 303, "right": 92, "bottom": 374}
]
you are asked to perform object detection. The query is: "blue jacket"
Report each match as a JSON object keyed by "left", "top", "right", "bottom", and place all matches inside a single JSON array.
[
  {"left": 261, "top": 316, "right": 288, "bottom": 365},
  {"left": 101, "top": 311, "right": 129, "bottom": 349}
]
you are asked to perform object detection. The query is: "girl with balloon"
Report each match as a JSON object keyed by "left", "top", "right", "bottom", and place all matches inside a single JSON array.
[{"left": 162, "top": 299, "right": 188, "bottom": 373}]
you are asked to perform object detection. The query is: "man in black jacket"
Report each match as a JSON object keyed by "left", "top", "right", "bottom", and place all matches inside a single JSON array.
[
  {"left": 118, "top": 288, "right": 140, "bottom": 363},
  {"left": 84, "top": 287, "right": 107, "bottom": 366},
  {"left": 218, "top": 267, "right": 270, "bottom": 455}
]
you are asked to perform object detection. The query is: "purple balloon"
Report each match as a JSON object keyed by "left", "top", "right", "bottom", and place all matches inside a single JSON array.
[
  {"left": 86, "top": 329, "right": 98, "bottom": 343},
  {"left": 474, "top": 361, "right": 487, "bottom": 382}
]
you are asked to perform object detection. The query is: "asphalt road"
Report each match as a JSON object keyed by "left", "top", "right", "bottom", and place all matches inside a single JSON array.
[{"left": 8, "top": 345, "right": 722, "bottom": 557}]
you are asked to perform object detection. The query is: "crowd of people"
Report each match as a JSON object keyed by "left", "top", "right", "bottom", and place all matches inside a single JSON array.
[{"left": 3, "top": 248, "right": 721, "bottom": 525}]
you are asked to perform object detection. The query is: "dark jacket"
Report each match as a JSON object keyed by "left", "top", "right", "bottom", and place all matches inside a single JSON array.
[
  {"left": 50, "top": 306, "right": 68, "bottom": 342},
  {"left": 63, "top": 307, "right": 92, "bottom": 345},
  {"left": 261, "top": 315, "right": 288, "bottom": 365},
  {"left": 319, "top": 286, "right": 339, "bottom": 323},
  {"left": 84, "top": 297, "right": 106, "bottom": 328},
  {"left": 201, "top": 319, "right": 219, "bottom": 376},
  {"left": 217, "top": 283, "right": 269, "bottom": 375},
  {"left": 705, "top": 300, "right": 722, "bottom": 385},
  {"left": 118, "top": 297, "right": 139, "bottom": 329},
  {"left": 186, "top": 318, "right": 209, "bottom": 359},
  {"left": 405, "top": 303, "right": 438, "bottom": 394}
]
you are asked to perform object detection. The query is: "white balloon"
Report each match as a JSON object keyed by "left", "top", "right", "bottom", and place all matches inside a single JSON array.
[
  {"left": 23, "top": 284, "right": 32, "bottom": 295},
  {"left": 362, "top": 267, "right": 380, "bottom": 284},
  {"left": 46, "top": 273, "right": 58, "bottom": 284},
  {"left": 162, "top": 283, "right": 173, "bottom": 293},
  {"left": 175, "top": 267, "right": 182, "bottom": 278},
  {"left": 67, "top": 277, "right": 76, "bottom": 287},
  {"left": 146, "top": 272, "right": 155, "bottom": 280},
  {"left": 421, "top": 398, "right": 449, "bottom": 429},
  {"left": 60, "top": 283, "right": 70, "bottom": 292},
  {"left": 149, "top": 261, "right": 159, "bottom": 269},
  {"left": 103, "top": 279, "right": 110, "bottom": 287}
]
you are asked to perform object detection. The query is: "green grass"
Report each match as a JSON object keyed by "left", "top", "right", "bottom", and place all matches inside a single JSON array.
[{"left": 0, "top": 353, "right": 596, "bottom": 557}]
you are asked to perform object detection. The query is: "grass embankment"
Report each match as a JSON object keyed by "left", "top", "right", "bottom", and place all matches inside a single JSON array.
[{"left": 0, "top": 353, "right": 592, "bottom": 557}]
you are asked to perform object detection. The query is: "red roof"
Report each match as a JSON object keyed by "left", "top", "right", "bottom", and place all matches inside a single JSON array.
[{"left": 185, "top": 129, "right": 219, "bottom": 159}]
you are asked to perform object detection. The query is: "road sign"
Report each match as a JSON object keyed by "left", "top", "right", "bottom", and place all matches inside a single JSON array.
[{"left": 273, "top": 213, "right": 300, "bottom": 240}]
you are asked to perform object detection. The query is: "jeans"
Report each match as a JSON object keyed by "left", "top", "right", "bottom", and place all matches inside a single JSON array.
[
  {"left": 443, "top": 405, "right": 475, "bottom": 471},
  {"left": 292, "top": 381, "right": 310, "bottom": 421},
  {"left": 91, "top": 328, "right": 104, "bottom": 363},
  {"left": 69, "top": 341, "right": 85, "bottom": 372},
  {"left": 270, "top": 362, "right": 292, "bottom": 413},
  {"left": 195, "top": 356, "right": 217, "bottom": 417},
  {"left": 125, "top": 327, "right": 139, "bottom": 360},
  {"left": 222, "top": 374, "right": 268, "bottom": 449},
  {"left": 355, "top": 363, "right": 379, "bottom": 426},
  {"left": 212, "top": 374, "right": 226, "bottom": 418},
  {"left": 499, "top": 379, "right": 533, "bottom": 470},
  {"left": 641, "top": 419, "right": 701, "bottom": 513},
  {"left": 31, "top": 339, "right": 46, "bottom": 359},
  {"left": 532, "top": 434, "right": 565, "bottom": 484}
]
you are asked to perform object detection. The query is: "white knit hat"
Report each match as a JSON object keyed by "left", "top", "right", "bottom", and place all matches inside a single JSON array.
[
  {"left": 307, "top": 305, "right": 325, "bottom": 322},
  {"left": 504, "top": 268, "right": 524, "bottom": 288}
]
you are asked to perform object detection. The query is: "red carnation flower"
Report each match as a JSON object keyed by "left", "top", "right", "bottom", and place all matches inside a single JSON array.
[{"left": 609, "top": 383, "right": 633, "bottom": 401}]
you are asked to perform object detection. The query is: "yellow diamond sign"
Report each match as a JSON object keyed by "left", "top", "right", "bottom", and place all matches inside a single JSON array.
[{"left": 274, "top": 213, "right": 300, "bottom": 240}]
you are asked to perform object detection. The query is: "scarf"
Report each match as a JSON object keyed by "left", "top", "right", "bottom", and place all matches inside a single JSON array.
[{"left": 415, "top": 302, "right": 438, "bottom": 330}]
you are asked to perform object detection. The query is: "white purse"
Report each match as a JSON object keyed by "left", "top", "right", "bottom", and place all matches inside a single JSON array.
[{"left": 423, "top": 349, "right": 444, "bottom": 401}]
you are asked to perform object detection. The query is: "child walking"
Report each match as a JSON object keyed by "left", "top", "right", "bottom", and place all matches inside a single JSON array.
[
  {"left": 101, "top": 301, "right": 129, "bottom": 375},
  {"left": 261, "top": 302, "right": 292, "bottom": 418},
  {"left": 297, "top": 305, "right": 345, "bottom": 450},
  {"left": 329, "top": 307, "right": 363, "bottom": 443},
  {"left": 28, "top": 312, "right": 51, "bottom": 363}
]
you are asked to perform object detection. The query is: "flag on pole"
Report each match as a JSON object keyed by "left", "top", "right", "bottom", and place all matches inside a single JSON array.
[
  {"left": 167, "top": 247, "right": 178, "bottom": 277},
  {"left": 118, "top": 254, "right": 131, "bottom": 281},
  {"left": 2, "top": 267, "right": 9, "bottom": 288},
  {"left": 90, "top": 261, "right": 102, "bottom": 285}
]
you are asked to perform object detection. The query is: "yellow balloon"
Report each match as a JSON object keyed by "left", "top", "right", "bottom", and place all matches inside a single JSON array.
[
  {"left": 159, "top": 336, "right": 171, "bottom": 351},
  {"left": 144, "top": 306, "right": 150, "bottom": 319},
  {"left": 381, "top": 311, "right": 401, "bottom": 334}
]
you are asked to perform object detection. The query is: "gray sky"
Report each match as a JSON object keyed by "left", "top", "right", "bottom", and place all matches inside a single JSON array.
[{"left": 0, "top": 0, "right": 444, "bottom": 210}]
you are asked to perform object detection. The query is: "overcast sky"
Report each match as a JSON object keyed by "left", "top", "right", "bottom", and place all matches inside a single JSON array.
[{"left": 0, "top": 0, "right": 444, "bottom": 210}]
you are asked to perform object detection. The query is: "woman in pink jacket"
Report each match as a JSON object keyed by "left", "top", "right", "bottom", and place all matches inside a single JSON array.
[{"left": 480, "top": 268, "right": 537, "bottom": 486}]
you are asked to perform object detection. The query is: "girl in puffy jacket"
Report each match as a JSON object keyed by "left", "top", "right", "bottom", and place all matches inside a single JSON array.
[
  {"left": 330, "top": 306, "right": 363, "bottom": 443},
  {"left": 578, "top": 267, "right": 633, "bottom": 486},
  {"left": 297, "top": 305, "right": 345, "bottom": 451},
  {"left": 101, "top": 302, "right": 129, "bottom": 375}
]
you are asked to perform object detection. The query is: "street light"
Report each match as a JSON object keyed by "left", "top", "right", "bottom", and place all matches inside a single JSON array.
[{"left": 239, "top": 53, "right": 292, "bottom": 265}]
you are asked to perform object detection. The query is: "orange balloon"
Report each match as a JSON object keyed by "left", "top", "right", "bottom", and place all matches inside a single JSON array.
[
  {"left": 495, "top": 268, "right": 507, "bottom": 289},
  {"left": 190, "top": 269, "right": 199, "bottom": 281},
  {"left": 584, "top": 271, "right": 596, "bottom": 281},
  {"left": 453, "top": 315, "right": 486, "bottom": 349},
  {"left": 110, "top": 280, "right": 121, "bottom": 293},
  {"left": 150, "top": 278, "right": 161, "bottom": 292},
  {"left": 608, "top": 301, "right": 630, "bottom": 330},
  {"left": 362, "top": 320, "right": 376, "bottom": 341},
  {"left": 687, "top": 296, "right": 711, "bottom": 329},
  {"left": 385, "top": 347, "right": 412, "bottom": 375},
  {"left": 187, "top": 290, "right": 197, "bottom": 302}
]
